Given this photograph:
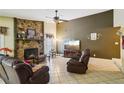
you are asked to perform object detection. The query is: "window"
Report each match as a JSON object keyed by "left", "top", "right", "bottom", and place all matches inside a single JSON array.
[{"left": 0, "top": 34, "right": 4, "bottom": 54}]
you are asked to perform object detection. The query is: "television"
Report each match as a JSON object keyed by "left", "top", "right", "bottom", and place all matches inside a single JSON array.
[{"left": 64, "top": 40, "right": 80, "bottom": 50}]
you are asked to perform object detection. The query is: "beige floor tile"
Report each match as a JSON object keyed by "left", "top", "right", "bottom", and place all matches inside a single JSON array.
[
  {"left": 1, "top": 56, "right": 124, "bottom": 84},
  {"left": 46, "top": 56, "right": 124, "bottom": 84}
]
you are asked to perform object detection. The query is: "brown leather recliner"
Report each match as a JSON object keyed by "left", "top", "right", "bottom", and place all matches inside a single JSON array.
[
  {"left": 0, "top": 56, "right": 50, "bottom": 84},
  {"left": 67, "top": 49, "right": 90, "bottom": 74}
]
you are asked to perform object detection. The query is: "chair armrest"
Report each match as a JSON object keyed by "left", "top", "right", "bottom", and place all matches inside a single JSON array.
[
  {"left": 67, "top": 58, "right": 79, "bottom": 65},
  {"left": 30, "top": 66, "right": 49, "bottom": 81},
  {"left": 71, "top": 56, "right": 80, "bottom": 60},
  {"left": 67, "top": 61, "right": 85, "bottom": 66},
  {"left": 14, "top": 63, "right": 33, "bottom": 84},
  {"left": 68, "top": 58, "right": 79, "bottom": 62}
]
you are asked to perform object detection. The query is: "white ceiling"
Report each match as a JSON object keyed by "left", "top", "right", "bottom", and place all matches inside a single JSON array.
[{"left": 0, "top": 9, "right": 110, "bottom": 22}]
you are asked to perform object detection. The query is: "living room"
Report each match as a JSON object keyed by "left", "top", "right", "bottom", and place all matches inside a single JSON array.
[{"left": 0, "top": 9, "right": 124, "bottom": 84}]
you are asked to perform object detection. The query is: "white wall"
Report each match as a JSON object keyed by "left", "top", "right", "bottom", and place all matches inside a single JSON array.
[
  {"left": 44, "top": 22, "right": 56, "bottom": 55},
  {"left": 0, "top": 16, "right": 14, "bottom": 56},
  {"left": 114, "top": 9, "right": 124, "bottom": 72},
  {"left": 114, "top": 10, "right": 124, "bottom": 27}
]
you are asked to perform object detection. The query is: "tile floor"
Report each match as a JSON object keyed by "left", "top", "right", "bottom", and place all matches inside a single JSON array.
[
  {"left": 47, "top": 56, "right": 124, "bottom": 84},
  {"left": 1, "top": 56, "right": 124, "bottom": 84}
]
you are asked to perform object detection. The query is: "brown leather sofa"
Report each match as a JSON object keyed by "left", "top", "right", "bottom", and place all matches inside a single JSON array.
[
  {"left": 67, "top": 49, "right": 90, "bottom": 74},
  {"left": 0, "top": 55, "right": 50, "bottom": 84}
]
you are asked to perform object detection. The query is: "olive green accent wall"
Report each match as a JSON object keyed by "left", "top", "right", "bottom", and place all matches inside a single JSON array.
[{"left": 57, "top": 10, "right": 120, "bottom": 59}]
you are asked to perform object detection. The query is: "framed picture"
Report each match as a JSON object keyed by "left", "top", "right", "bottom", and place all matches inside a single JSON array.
[
  {"left": 0, "top": 27, "right": 7, "bottom": 34},
  {"left": 26, "top": 28, "right": 36, "bottom": 39}
]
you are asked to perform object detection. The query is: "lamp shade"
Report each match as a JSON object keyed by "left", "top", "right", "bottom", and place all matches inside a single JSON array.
[
  {"left": 0, "top": 48, "right": 12, "bottom": 52},
  {"left": 0, "top": 48, "right": 12, "bottom": 55}
]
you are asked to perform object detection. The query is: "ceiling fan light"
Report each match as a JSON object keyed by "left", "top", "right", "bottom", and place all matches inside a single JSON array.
[
  {"left": 59, "top": 20, "right": 63, "bottom": 23},
  {"left": 54, "top": 19, "right": 59, "bottom": 23}
]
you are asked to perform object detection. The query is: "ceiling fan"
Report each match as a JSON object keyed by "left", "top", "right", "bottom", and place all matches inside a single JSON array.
[{"left": 46, "top": 10, "right": 69, "bottom": 23}]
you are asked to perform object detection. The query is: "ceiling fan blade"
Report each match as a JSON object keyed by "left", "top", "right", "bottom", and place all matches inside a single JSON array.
[
  {"left": 59, "top": 19, "right": 69, "bottom": 22},
  {"left": 45, "top": 16, "right": 53, "bottom": 19}
]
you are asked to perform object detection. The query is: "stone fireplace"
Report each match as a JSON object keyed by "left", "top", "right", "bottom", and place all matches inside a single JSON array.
[{"left": 14, "top": 18, "right": 44, "bottom": 59}]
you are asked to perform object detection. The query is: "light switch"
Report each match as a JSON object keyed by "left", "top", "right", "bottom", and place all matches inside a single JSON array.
[{"left": 114, "top": 42, "right": 119, "bottom": 45}]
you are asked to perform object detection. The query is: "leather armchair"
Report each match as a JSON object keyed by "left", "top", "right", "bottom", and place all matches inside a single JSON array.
[
  {"left": 15, "top": 63, "right": 49, "bottom": 84},
  {"left": 0, "top": 56, "right": 50, "bottom": 84},
  {"left": 67, "top": 49, "right": 90, "bottom": 74},
  {"left": 29, "top": 66, "right": 49, "bottom": 84}
]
